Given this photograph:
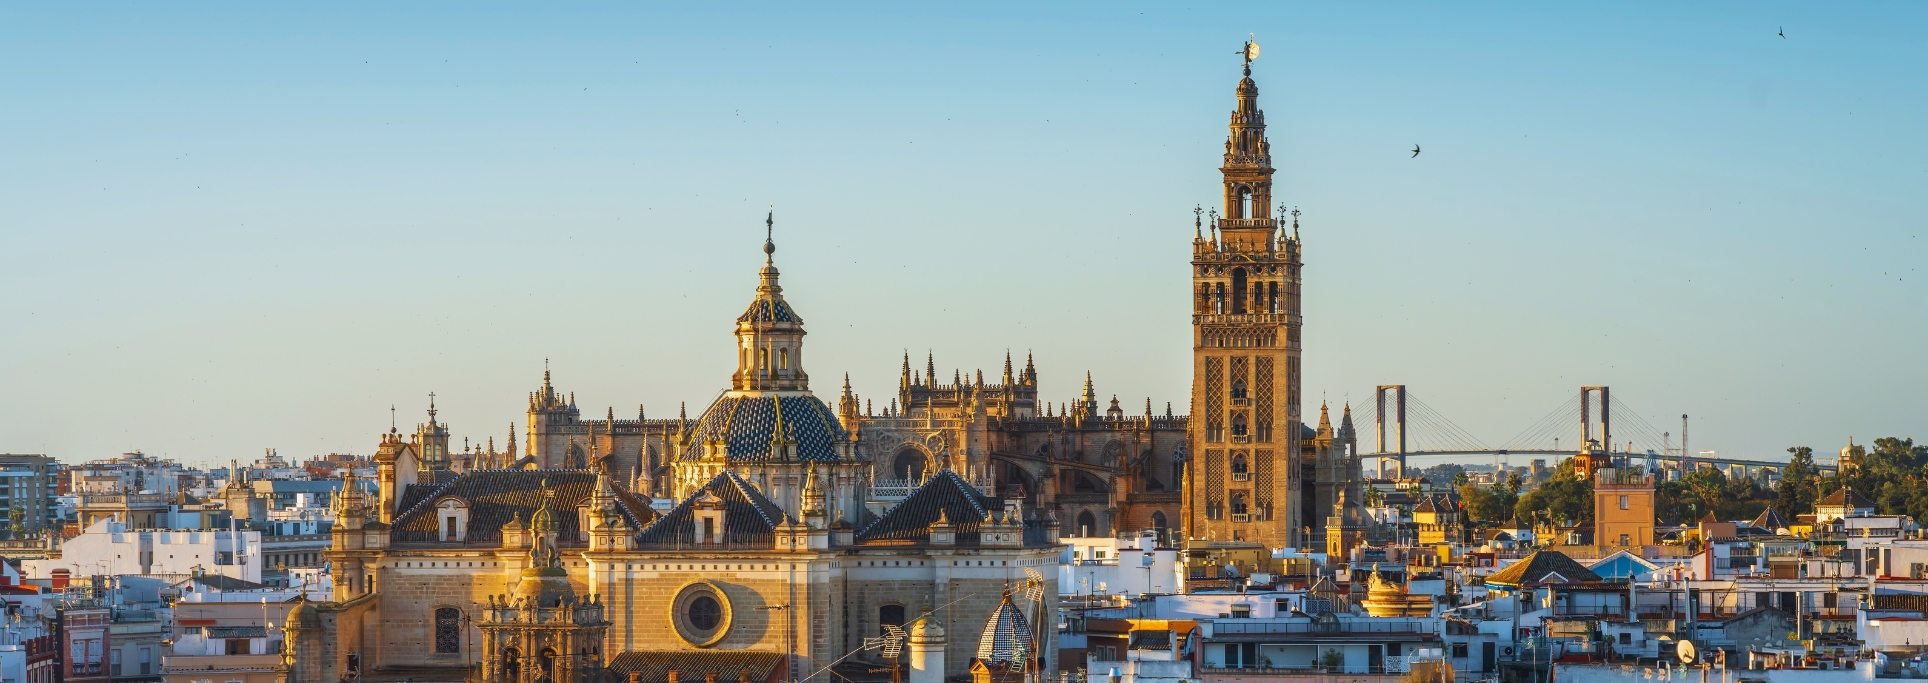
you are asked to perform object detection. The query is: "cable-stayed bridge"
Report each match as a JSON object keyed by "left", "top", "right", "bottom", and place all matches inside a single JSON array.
[{"left": 1357, "top": 385, "right": 1831, "bottom": 480}]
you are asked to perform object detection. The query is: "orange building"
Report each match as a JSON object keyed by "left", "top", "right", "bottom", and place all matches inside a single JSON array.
[{"left": 1593, "top": 469, "right": 1655, "bottom": 549}]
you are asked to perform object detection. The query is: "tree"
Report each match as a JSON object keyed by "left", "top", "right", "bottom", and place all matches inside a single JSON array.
[
  {"left": 1775, "top": 447, "right": 1818, "bottom": 517},
  {"left": 1461, "top": 484, "right": 1513, "bottom": 524},
  {"left": 1515, "top": 459, "right": 1592, "bottom": 526},
  {"left": 1453, "top": 471, "right": 1471, "bottom": 488},
  {"left": 1505, "top": 472, "right": 1524, "bottom": 496}
]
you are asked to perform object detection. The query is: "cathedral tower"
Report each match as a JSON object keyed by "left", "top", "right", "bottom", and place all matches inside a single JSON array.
[{"left": 1184, "top": 43, "right": 1304, "bottom": 548}]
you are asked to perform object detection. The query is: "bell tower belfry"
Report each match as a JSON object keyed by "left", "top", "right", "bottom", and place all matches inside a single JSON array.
[{"left": 1183, "top": 40, "right": 1304, "bottom": 549}]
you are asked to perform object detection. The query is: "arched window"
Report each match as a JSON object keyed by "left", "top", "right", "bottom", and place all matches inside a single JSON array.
[
  {"left": 1231, "top": 268, "right": 1248, "bottom": 314},
  {"left": 779, "top": 348, "right": 789, "bottom": 370},
  {"left": 757, "top": 348, "right": 768, "bottom": 369},
  {"left": 1267, "top": 282, "right": 1279, "bottom": 314},
  {"left": 879, "top": 605, "right": 906, "bottom": 635},
  {"left": 434, "top": 608, "right": 460, "bottom": 654},
  {"left": 1239, "top": 187, "right": 1254, "bottom": 219},
  {"left": 1231, "top": 493, "right": 1248, "bottom": 516},
  {"left": 501, "top": 648, "right": 519, "bottom": 679},
  {"left": 1231, "top": 414, "right": 1248, "bottom": 438},
  {"left": 1077, "top": 511, "right": 1098, "bottom": 537},
  {"left": 1151, "top": 511, "right": 1168, "bottom": 532},
  {"left": 1230, "top": 378, "right": 1247, "bottom": 400},
  {"left": 1231, "top": 454, "right": 1249, "bottom": 475},
  {"left": 891, "top": 449, "right": 926, "bottom": 481},
  {"left": 1214, "top": 283, "right": 1225, "bottom": 314}
]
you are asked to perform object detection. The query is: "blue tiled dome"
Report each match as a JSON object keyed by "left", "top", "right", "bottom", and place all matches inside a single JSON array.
[{"left": 686, "top": 394, "right": 848, "bottom": 462}]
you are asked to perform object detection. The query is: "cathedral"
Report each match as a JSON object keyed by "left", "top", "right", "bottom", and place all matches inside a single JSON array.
[{"left": 292, "top": 49, "right": 1366, "bottom": 683}]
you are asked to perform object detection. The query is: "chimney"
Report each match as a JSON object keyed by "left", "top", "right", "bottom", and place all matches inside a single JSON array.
[
  {"left": 629, "top": 673, "right": 642, "bottom": 683},
  {"left": 669, "top": 672, "right": 679, "bottom": 683},
  {"left": 706, "top": 673, "right": 719, "bottom": 683}
]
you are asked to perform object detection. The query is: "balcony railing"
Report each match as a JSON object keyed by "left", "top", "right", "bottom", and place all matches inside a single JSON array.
[{"left": 1211, "top": 620, "right": 1430, "bottom": 635}]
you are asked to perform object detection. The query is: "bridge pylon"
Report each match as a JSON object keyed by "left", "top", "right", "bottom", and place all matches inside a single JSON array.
[{"left": 1375, "top": 385, "right": 1406, "bottom": 478}]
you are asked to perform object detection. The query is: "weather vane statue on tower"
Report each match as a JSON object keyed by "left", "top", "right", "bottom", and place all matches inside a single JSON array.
[{"left": 1239, "top": 34, "right": 1260, "bottom": 75}]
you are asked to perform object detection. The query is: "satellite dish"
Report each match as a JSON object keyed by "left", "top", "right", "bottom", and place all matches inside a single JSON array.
[
  {"left": 1678, "top": 640, "right": 1698, "bottom": 664},
  {"left": 1244, "top": 41, "right": 1261, "bottom": 61}
]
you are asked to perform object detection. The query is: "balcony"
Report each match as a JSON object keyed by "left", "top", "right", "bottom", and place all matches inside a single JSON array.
[{"left": 1210, "top": 620, "right": 1431, "bottom": 636}]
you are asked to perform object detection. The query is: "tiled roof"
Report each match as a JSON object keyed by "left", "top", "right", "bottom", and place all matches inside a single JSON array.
[
  {"left": 686, "top": 395, "right": 848, "bottom": 462},
  {"left": 175, "top": 575, "right": 267, "bottom": 592},
  {"left": 855, "top": 470, "right": 994, "bottom": 544},
  {"left": 394, "top": 483, "right": 444, "bottom": 518},
  {"left": 1751, "top": 507, "right": 1793, "bottom": 530},
  {"left": 603, "top": 651, "right": 786, "bottom": 683},
  {"left": 206, "top": 626, "right": 267, "bottom": 639},
  {"left": 738, "top": 296, "right": 802, "bottom": 324},
  {"left": 632, "top": 471, "right": 787, "bottom": 548},
  {"left": 390, "top": 470, "right": 651, "bottom": 544},
  {"left": 976, "top": 593, "right": 1036, "bottom": 665},
  {"left": 1818, "top": 487, "right": 1875, "bottom": 509},
  {"left": 1486, "top": 549, "right": 1601, "bottom": 587}
]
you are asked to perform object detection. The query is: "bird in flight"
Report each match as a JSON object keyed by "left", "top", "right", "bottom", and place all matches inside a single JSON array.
[
  {"left": 1411, "top": 144, "right": 1421, "bottom": 158},
  {"left": 1778, "top": 26, "right": 1785, "bottom": 38}
]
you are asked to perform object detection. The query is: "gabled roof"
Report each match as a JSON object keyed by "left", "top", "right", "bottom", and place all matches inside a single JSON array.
[
  {"left": 390, "top": 470, "right": 651, "bottom": 544},
  {"left": 632, "top": 471, "right": 787, "bottom": 548},
  {"left": 1587, "top": 550, "right": 1659, "bottom": 581},
  {"left": 1818, "top": 487, "right": 1875, "bottom": 509},
  {"left": 855, "top": 470, "right": 996, "bottom": 544},
  {"left": 603, "top": 651, "right": 786, "bottom": 683},
  {"left": 1486, "top": 549, "right": 1601, "bottom": 588}
]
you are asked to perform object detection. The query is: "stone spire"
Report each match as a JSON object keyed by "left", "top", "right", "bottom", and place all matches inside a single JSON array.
[
  {"left": 1002, "top": 351, "right": 1014, "bottom": 385},
  {"left": 1082, "top": 372, "right": 1097, "bottom": 417}
]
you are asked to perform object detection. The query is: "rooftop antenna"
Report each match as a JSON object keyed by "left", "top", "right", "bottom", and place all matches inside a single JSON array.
[{"left": 389, "top": 405, "right": 396, "bottom": 434}]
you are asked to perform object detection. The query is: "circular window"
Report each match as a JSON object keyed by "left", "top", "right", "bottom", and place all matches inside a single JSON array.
[
  {"left": 670, "top": 581, "right": 732, "bottom": 647},
  {"left": 689, "top": 596, "right": 722, "bottom": 630}
]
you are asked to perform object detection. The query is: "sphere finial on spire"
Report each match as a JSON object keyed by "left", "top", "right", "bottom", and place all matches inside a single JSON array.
[{"left": 763, "top": 207, "right": 776, "bottom": 260}]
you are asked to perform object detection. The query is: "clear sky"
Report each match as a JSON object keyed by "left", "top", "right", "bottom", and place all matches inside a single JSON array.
[{"left": 2, "top": 3, "right": 1922, "bottom": 469}]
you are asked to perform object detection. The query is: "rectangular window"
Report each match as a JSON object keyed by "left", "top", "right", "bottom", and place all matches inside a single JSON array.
[
  {"left": 111, "top": 649, "right": 121, "bottom": 676},
  {"left": 1619, "top": 495, "right": 1629, "bottom": 510},
  {"left": 1619, "top": 632, "right": 1632, "bottom": 645}
]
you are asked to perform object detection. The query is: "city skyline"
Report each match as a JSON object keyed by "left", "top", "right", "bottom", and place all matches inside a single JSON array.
[{"left": 4, "top": 3, "right": 1924, "bottom": 467}]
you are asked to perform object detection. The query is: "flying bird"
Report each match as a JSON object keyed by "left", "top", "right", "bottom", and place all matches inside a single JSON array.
[
  {"left": 1779, "top": 26, "right": 1785, "bottom": 38},
  {"left": 1411, "top": 144, "right": 1421, "bottom": 158}
]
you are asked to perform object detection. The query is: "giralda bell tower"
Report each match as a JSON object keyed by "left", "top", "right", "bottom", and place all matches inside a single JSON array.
[{"left": 1184, "top": 40, "right": 1303, "bottom": 548}]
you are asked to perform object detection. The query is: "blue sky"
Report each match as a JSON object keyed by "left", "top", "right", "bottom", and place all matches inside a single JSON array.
[{"left": 2, "top": 3, "right": 1922, "bottom": 467}]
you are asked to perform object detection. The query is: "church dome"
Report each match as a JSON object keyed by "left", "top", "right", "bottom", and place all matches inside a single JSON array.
[
  {"left": 975, "top": 592, "right": 1035, "bottom": 666},
  {"left": 285, "top": 595, "right": 322, "bottom": 630},
  {"left": 686, "top": 394, "right": 848, "bottom": 462}
]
